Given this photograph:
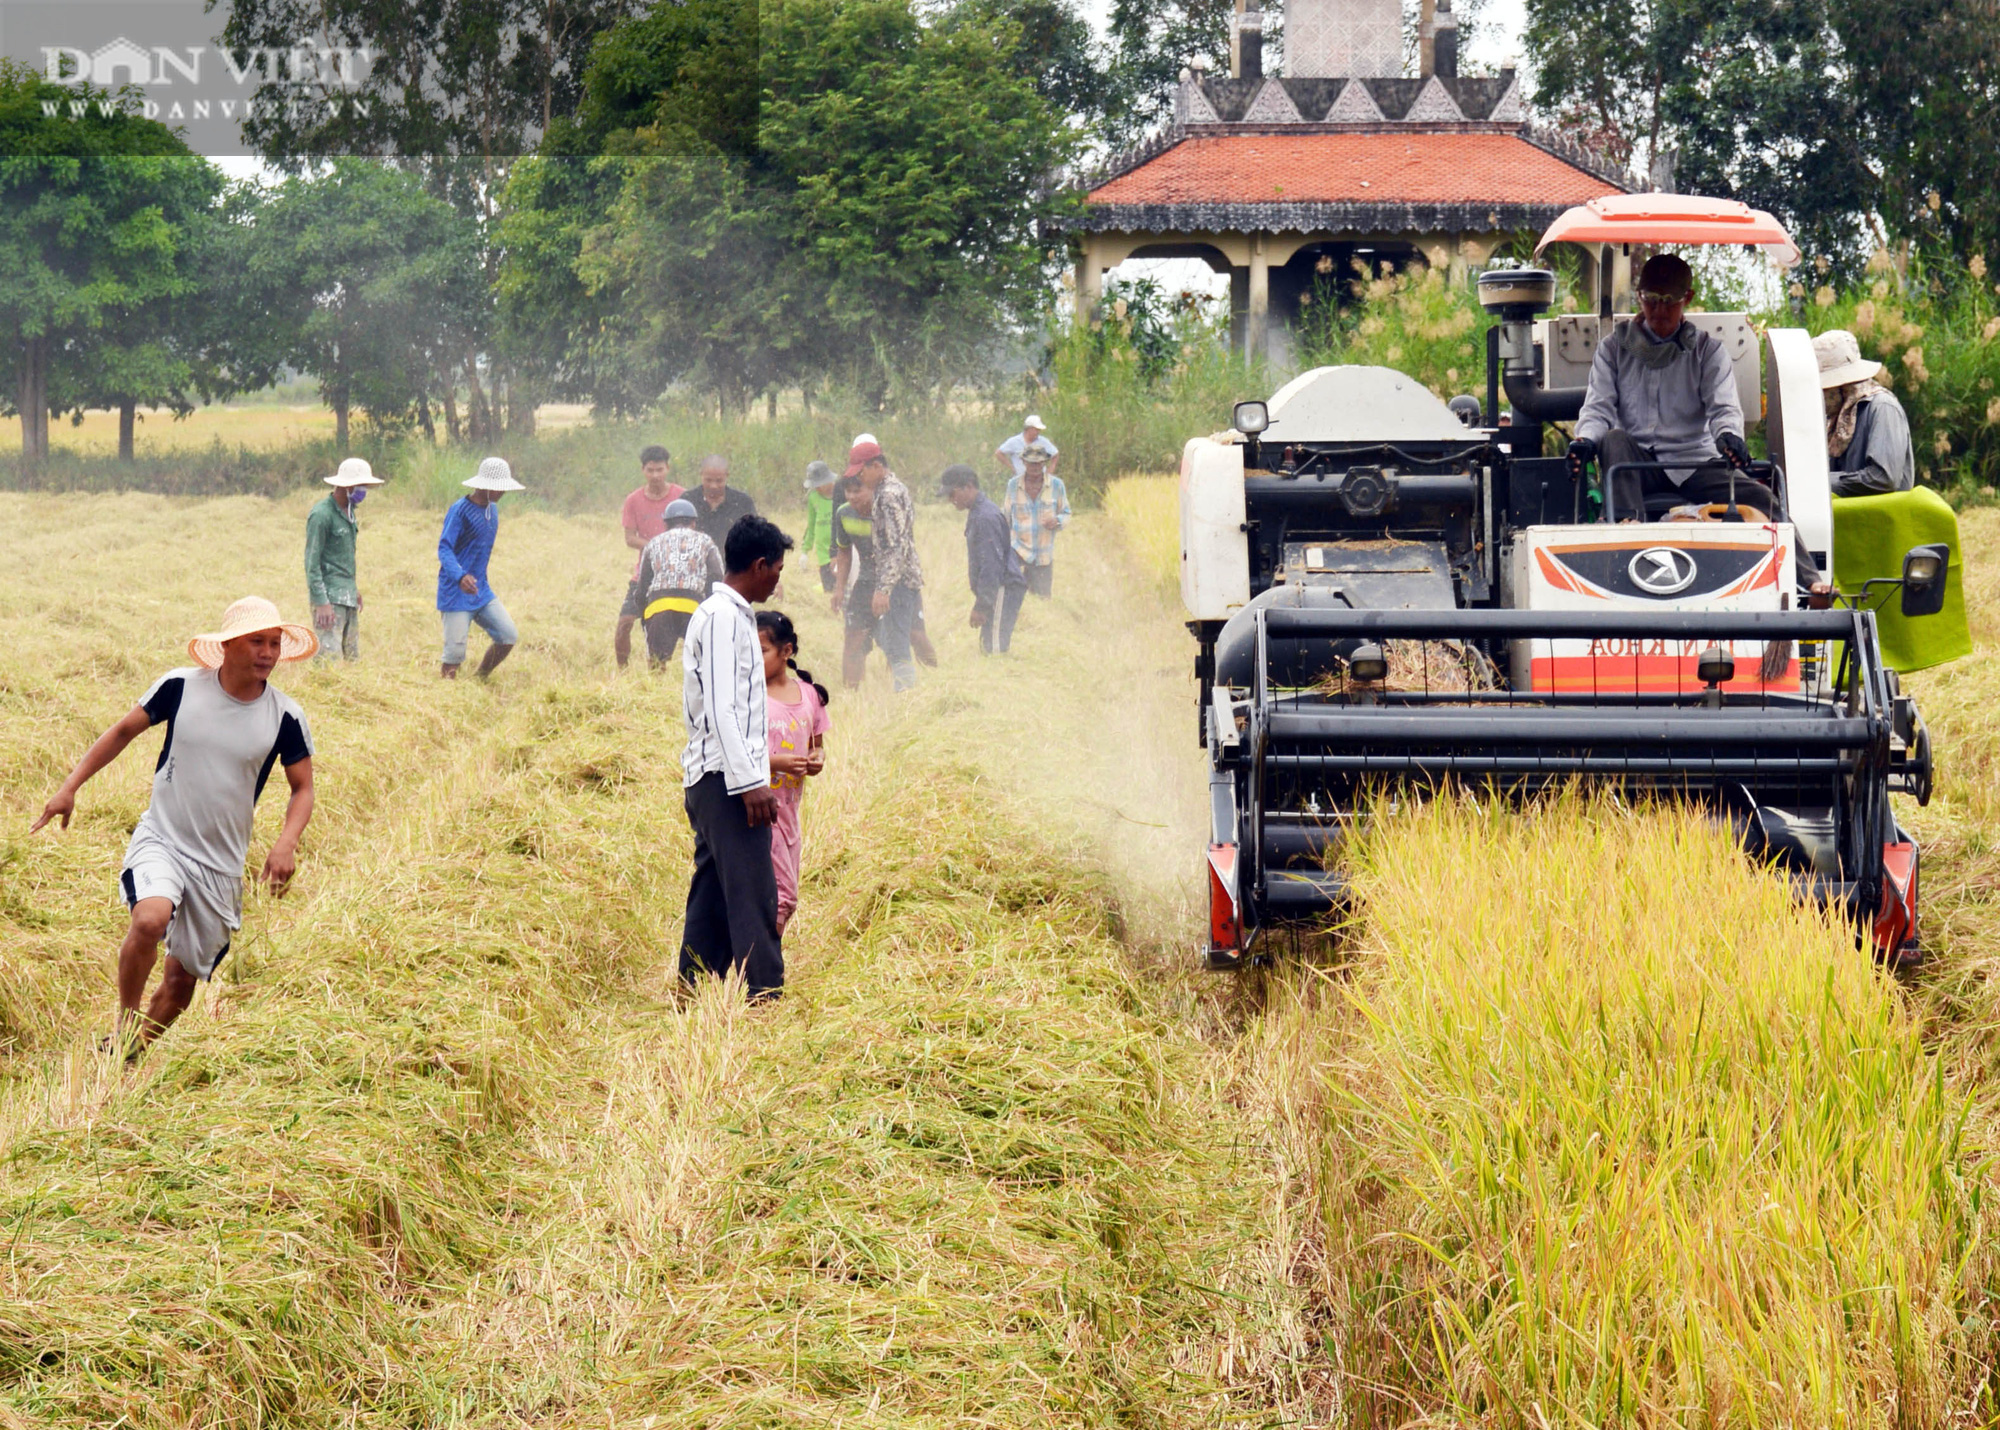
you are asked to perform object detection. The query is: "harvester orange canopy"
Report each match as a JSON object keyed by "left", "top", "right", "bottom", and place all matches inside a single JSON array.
[{"left": 1535, "top": 194, "right": 1801, "bottom": 268}]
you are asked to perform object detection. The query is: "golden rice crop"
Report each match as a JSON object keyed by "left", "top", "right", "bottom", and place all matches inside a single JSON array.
[
  {"left": 0, "top": 489, "right": 1306, "bottom": 1426},
  {"left": 1260, "top": 795, "right": 1994, "bottom": 1425}
]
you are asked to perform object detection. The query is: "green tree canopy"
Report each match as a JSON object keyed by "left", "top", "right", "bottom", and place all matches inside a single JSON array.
[
  {"left": 1524, "top": 0, "right": 1999, "bottom": 268},
  {"left": 502, "top": 0, "right": 1081, "bottom": 413},
  {"left": 245, "top": 159, "right": 486, "bottom": 447},
  {"left": 0, "top": 60, "right": 223, "bottom": 464}
]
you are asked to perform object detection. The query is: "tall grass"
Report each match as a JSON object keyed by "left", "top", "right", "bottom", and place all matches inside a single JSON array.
[{"left": 1040, "top": 283, "right": 1255, "bottom": 501}]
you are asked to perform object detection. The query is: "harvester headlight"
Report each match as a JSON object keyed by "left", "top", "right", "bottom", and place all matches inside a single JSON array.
[
  {"left": 1233, "top": 400, "right": 1269, "bottom": 435},
  {"left": 1900, "top": 543, "right": 1951, "bottom": 618},
  {"left": 1348, "top": 643, "right": 1389, "bottom": 683},
  {"left": 1697, "top": 645, "right": 1736, "bottom": 686}
]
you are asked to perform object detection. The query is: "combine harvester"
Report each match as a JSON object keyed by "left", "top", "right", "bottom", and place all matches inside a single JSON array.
[{"left": 1184, "top": 196, "right": 1956, "bottom": 968}]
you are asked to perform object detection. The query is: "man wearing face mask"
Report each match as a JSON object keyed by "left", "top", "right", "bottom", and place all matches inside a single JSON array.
[
  {"left": 304, "top": 456, "right": 384, "bottom": 662},
  {"left": 1570, "top": 253, "right": 1826, "bottom": 589}
]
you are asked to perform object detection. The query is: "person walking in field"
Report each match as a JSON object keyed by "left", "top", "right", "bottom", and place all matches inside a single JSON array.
[
  {"left": 680, "top": 514, "right": 793, "bottom": 1001},
  {"left": 830, "top": 472, "right": 879, "bottom": 688},
  {"left": 304, "top": 456, "right": 383, "bottom": 663},
  {"left": 939, "top": 464, "right": 1024, "bottom": 654},
  {"left": 995, "top": 413, "right": 1059, "bottom": 481},
  {"left": 615, "top": 445, "right": 685, "bottom": 668},
  {"left": 801, "top": 461, "right": 839, "bottom": 592},
  {"left": 635, "top": 498, "right": 725, "bottom": 666},
  {"left": 438, "top": 457, "right": 524, "bottom": 680},
  {"left": 31, "top": 597, "right": 317, "bottom": 1057},
  {"left": 1002, "top": 441, "right": 1069, "bottom": 622},
  {"left": 848, "top": 439, "right": 925, "bottom": 691},
  {"left": 756, "top": 610, "right": 831, "bottom": 936},
  {"left": 692, "top": 454, "right": 758, "bottom": 549}
]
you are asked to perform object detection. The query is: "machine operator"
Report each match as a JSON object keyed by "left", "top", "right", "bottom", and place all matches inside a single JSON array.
[{"left": 1567, "top": 253, "right": 1825, "bottom": 588}]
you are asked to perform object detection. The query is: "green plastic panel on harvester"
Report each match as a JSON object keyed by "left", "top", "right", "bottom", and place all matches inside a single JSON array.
[{"left": 1832, "top": 487, "right": 1972, "bottom": 672}]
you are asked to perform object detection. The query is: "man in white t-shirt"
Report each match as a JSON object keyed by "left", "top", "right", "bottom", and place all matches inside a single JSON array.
[
  {"left": 33, "top": 597, "right": 318, "bottom": 1057},
  {"left": 995, "top": 414, "right": 1060, "bottom": 481}
]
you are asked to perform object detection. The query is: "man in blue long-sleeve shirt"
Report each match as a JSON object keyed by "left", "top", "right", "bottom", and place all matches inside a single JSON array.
[
  {"left": 940, "top": 465, "right": 1025, "bottom": 654},
  {"left": 437, "top": 457, "right": 525, "bottom": 679}
]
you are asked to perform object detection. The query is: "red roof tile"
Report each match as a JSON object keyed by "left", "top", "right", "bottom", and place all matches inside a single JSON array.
[{"left": 1088, "top": 132, "right": 1619, "bottom": 208}]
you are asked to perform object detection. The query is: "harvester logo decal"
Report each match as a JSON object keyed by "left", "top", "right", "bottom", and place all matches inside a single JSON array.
[
  {"left": 1629, "top": 547, "right": 1699, "bottom": 595},
  {"left": 1534, "top": 540, "right": 1780, "bottom": 602}
]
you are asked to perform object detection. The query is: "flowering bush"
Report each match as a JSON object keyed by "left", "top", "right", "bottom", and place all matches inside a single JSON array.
[{"left": 1294, "top": 260, "right": 1496, "bottom": 406}]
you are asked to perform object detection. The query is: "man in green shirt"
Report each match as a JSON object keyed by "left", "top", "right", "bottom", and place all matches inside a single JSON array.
[{"left": 304, "top": 457, "right": 383, "bottom": 662}]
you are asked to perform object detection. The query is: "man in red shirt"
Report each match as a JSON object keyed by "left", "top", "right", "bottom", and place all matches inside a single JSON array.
[{"left": 615, "top": 445, "right": 685, "bottom": 667}]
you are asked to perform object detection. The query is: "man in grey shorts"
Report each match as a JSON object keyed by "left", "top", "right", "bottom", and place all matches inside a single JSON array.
[{"left": 33, "top": 597, "right": 319, "bottom": 1057}]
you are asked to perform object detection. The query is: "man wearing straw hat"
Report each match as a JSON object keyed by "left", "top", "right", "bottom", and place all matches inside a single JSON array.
[
  {"left": 304, "top": 456, "right": 383, "bottom": 662},
  {"left": 1815, "top": 329, "right": 1915, "bottom": 496},
  {"left": 32, "top": 597, "right": 318, "bottom": 1057},
  {"left": 437, "top": 457, "right": 524, "bottom": 679}
]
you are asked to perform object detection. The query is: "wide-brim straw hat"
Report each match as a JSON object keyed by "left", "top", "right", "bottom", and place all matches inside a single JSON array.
[
  {"left": 188, "top": 596, "right": 317, "bottom": 668},
  {"left": 463, "top": 456, "right": 525, "bottom": 492},
  {"left": 1813, "top": 329, "right": 1882, "bottom": 388},
  {"left": 325, "top": 456, "right": 384, "bottom": 487}
]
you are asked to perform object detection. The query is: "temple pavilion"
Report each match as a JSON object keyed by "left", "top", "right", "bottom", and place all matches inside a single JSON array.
[{"left": 1071, "top": 0, "right": 1638, "bottom": 364}]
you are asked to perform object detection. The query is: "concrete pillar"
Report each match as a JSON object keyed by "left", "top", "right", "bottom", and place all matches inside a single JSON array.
[
  {"left": 1229, "top": 265, "right": 1249, "bottom": 354},
  {"left": 1247, "top": 233, "right": 1269, "bottom": 363},
  {"left": 1074, "top": 238, "right": 1102, "bottom": 320}
]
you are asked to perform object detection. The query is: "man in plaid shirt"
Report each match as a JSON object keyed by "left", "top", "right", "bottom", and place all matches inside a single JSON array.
[
  {"left": 1002, "top": 442, "right": 1069, "bottom": 634},
  {"left": 848, "top": 439, "right": 925, "bottom": 691}
]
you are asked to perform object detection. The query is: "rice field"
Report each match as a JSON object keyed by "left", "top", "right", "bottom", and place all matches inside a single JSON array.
[
  {"left": 0, "top": 477, "right": 1996, "bottom": 1424},
  {"left": 0, "top": 402, "right": 597, "bottom": 458}
]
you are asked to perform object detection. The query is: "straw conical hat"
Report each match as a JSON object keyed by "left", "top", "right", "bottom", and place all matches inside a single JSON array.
[{"left": 188, "top": 596, "right": 318, "bottom": 668}]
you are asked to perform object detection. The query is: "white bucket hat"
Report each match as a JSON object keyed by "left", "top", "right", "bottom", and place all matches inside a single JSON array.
[
  {"left": 325, "top": 456, "right": 384, "bottom": 487},
  {"left": 188, "top": 596, "right": 317, "bottom": 669},
  {"left": 1024, "top": 413, "right": 1045, "bottom": 430},
  {"left": 1812, "top": 329, "right": 1883, "bottom": 389},
  {"left": 463, "top": 456, "right": 524, "bottom": 492}
]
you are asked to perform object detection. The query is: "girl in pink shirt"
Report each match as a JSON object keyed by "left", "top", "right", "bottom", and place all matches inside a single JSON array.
[{"left": 756, "top": 611, "right": 832, "bottom": 934}]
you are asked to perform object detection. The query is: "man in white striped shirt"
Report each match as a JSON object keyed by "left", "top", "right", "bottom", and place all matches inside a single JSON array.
[{"left": 680, "top": 513, "right": 793, "bottom": 999}]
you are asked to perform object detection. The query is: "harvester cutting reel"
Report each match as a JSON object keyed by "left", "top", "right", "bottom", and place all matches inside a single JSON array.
[{"left": 1201, "top": 604, "right": 1934, "bottom": 972}]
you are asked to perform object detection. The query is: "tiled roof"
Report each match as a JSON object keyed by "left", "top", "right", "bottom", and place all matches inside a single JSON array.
[{"left": 1088, "top": 132, "right": 1620, "bottom": 209}]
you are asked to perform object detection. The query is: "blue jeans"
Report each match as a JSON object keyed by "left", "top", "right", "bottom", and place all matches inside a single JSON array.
[
  {"left": 874, "top": 585, "right": 923, "bottom": 690},
  {"left": 440, "top": 598, "right": 518, "bottom": 666}
]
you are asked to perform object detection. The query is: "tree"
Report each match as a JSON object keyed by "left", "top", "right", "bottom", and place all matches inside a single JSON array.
[
  {"left": 1099, "top": 0, "right": 1231, "bottom": 152},
  {"left": 215, "top": 0, "right": 647, "bottom": 194},
  {"left": 1523, "top": 0, "right": 1999, "bottom": 270},
  {"left": 524, "top": 0, "right": 1082, "bottom": 412},
  {"left": 246, "top": 160, "right": 484, "bottom": 447},
  {"left": 0, "top": 61, "right": 222, "bottom": 465}
]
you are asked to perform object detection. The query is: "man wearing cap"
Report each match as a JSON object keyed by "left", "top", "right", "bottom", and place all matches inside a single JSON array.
[
  {"left": 692, "top": 454, "right": 759, "bottom": 549},
  {"left": 33, "top": 597, "right": 317, "bottom": 1057},
  {"left": 940, "top": 465, "right": 1024, "bottom": 654},
  {"left": 1002, "top": 441, "right": 1069, "bottom": 610},
  {"left": 996, "top": 415, "right": 1060, "bottom": 481},
  {"left": 635, "top": 498, "right": 725, "bottom": 665},
  {"left": 849, "top": 440, "right": 925, "bottom": 690},
  {"left": 1569, "top": 254, "right": 1762, "bottom": 521},
  {"left": 615, "top": 445, "right": 685, "bottom": 668},
  {"left": 437, "top": 457, "right": 524, "bottom": 680},
  {"left": 304, "top": 456, "right": 383, "bottom": 663},
  {"left": 801, "top": 461, "right": 839, "bottom": 591},
  {"left": 1816, "top": 329, "right": 1915, "bottom": 495}
]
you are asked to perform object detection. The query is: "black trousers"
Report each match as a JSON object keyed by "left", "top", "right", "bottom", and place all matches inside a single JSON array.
[
  {"left": 679, "top": 772, "right": 783, "bottom": 998},
  {"left": 1599, "top": 429, "right": 1822, "bottom": 583}
]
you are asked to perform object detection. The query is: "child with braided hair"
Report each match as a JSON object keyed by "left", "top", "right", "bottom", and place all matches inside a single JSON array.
[{"left": 756, "top": 610, "right": 832, "bottom": 934}]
